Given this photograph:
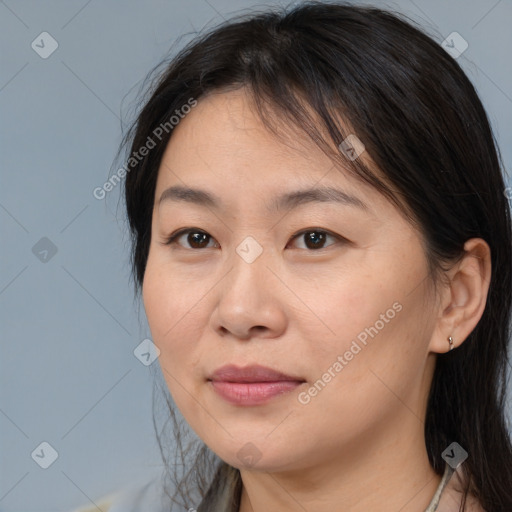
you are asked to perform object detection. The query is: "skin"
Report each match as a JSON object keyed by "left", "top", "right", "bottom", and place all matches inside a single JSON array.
[{"left": 142, "top": 89, "right": 491, "bottom": 511}]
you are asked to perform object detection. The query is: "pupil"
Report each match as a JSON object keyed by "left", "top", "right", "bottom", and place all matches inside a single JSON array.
[
  {"left": 190, "top": 232, "right": 208, "bottom": 248},
  {"left": 306, "top": 231, "right": 325, "bottom": 249}
]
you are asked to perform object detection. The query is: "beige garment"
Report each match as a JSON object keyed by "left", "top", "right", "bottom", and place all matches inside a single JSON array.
[
  {"left": 424, "top": 463, "right": 455, "bottom": 511},
  {"left": 70, "top": 494, "right": 116, "bottom": 512}
]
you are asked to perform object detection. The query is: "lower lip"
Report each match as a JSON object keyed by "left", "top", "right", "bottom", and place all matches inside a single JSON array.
[{"left": 209, "top": 380, "right": 304, "bottom": 405}]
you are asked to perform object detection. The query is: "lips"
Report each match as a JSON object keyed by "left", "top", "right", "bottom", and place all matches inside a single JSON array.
[
  {"left": 208, "top": 364, "right": 306, "bottom": 406},
  {"left": 209, "top": 364, "right": 305, "bottom": 383}
]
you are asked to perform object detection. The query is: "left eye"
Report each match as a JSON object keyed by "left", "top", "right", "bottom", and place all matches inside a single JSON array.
[
  {"left": 288, "top": 229, "right": 341, "bottom": 250},
  {"left": 162, "top": 228, "right": 342, "bottom": 250}
]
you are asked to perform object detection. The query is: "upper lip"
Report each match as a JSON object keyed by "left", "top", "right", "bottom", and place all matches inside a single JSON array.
[{"left": 209, "top": 364, "right": 305, "bottom": 383}]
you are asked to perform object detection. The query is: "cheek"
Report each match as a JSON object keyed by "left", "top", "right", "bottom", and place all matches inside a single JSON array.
[
  {"left": 290, "top": 262, "right": 405, "bottom": 354},
  {"left": 295, "top": 244, "right": 432, "bottom": 388},
  {"left": 142, "top": 258, "right": 204, "bottom": 371},
  {"left": 143, "top": 266, "right": 209, "bottom": 424}
]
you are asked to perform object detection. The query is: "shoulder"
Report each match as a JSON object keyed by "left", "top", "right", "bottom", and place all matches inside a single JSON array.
[{"left": 70, "top": 494, "right": 116, "bottom": 512}]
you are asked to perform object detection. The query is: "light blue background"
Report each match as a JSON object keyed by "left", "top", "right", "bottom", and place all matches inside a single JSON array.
[{"left": 1, "top": 1, "right": 511, "bottom": 511}]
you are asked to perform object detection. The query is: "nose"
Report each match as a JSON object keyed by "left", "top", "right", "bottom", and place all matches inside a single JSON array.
[{"left": 209, "top": 242, "right": 288, "bottom": 341}]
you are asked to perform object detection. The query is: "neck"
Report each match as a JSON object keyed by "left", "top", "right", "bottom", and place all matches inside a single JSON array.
[{"left": 238, "top": 412, "right": 442, "bottom": 512}]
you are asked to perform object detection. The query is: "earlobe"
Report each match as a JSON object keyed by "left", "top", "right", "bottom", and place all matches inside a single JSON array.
[{"left": 430, "top": 238, "right": 492, "bottom": 354}]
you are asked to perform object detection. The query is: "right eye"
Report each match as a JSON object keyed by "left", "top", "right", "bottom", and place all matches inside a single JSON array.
[{"left": 162, "top": 228, "right": 219, "bottom": 250}]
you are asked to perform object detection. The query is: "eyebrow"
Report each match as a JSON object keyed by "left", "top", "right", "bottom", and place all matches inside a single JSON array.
[{"left": 157, "top": 185, "right": 369, "bottom": 212}]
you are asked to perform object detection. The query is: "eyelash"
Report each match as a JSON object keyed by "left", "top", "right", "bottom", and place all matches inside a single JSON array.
[{"left": 162, "top": 227, "right": 346, "bottom": 251}]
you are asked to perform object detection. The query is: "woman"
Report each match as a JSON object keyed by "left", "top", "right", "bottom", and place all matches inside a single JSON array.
[{"left": 84, "top": 2, "right": 512, "bottom": 511}]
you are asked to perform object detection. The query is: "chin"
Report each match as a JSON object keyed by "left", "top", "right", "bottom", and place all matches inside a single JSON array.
[{"left": 207, "top": 437, "right": 306, "bottom": 473}]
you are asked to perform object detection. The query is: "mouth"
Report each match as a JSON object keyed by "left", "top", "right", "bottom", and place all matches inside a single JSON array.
[{"left": 207, "top": 364, "right": 306, "bottom": 406}]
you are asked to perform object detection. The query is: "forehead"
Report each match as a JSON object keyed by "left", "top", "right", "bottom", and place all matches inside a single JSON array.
[
  {"left": 163, "top": 90, "right": 333, "bottom": 173},
  {"left": 155, "top": 90, "right": 374, "bottom": 198}
]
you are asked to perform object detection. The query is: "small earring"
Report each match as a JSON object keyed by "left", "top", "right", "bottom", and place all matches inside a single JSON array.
[{"left": 448, "top": 336, "right": 454, "bottom": 351}]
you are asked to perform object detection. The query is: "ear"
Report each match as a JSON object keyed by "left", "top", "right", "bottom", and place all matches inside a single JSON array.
[{"left": 429, "top": 238, "right": 492, "bottom": 353}]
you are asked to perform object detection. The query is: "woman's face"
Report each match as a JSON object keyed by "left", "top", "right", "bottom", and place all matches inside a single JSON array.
[{"left": 143, "top": 89, "right": 440, "bottom": 472}]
